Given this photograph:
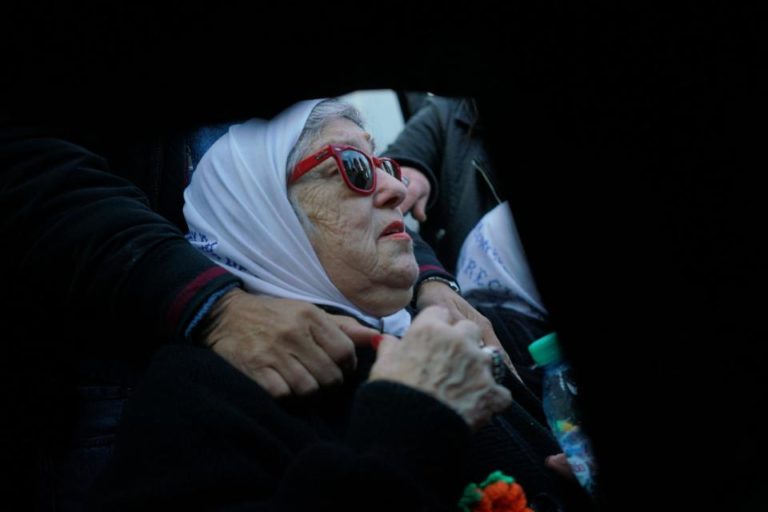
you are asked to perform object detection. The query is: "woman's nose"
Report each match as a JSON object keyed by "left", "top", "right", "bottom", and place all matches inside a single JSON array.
[{"left": 373, "top": 167, "right": 407, "bottom": 209}]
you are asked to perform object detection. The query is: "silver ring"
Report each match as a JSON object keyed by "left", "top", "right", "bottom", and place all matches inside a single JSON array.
[
  {"left": 481, "top": 346, "right": 506, "bottom": 383},
  {"left": 401, "top": 175, "right": 410, "bottom": 187}
]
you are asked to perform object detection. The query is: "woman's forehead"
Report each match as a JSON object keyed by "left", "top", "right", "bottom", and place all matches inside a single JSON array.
[{"left": 317, "top": 119, "right": 374, "bottom": 152}]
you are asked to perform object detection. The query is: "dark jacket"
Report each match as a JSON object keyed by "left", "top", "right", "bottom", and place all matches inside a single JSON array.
[
  {"left": 88, "top": 345, "right": 588, "bottom": 512},
  {"left": 0, "top": 126, "right": 240, "bottom": 354},
  {"left": 87, "top": 345, "right": 471, "bottom": 511},
  {"left": 384, "top": 97, "right": 504, "bottom": 273}
]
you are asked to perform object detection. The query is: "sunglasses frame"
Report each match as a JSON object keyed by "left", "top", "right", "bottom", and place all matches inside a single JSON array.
[{"left": 288, "top": 144, "right": 402, "bottom": 195}]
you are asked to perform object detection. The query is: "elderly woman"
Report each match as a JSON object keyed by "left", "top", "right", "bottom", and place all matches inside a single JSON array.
[{"left": 89, "top": 100, "right": 585, "bottom": 511}]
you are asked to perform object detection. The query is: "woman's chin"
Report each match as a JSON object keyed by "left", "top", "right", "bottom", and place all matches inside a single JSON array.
[
  {"left": 339, "top": 258, "right": 418, "bottom": 317},
  {"left": 391, "top": 257, "right": 419, "bottom": 287}
]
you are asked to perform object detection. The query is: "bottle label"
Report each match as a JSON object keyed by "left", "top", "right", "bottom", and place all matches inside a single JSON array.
[
  {"left": 559, "top": 430, "right": 595, "bottom": 493},
  {"left": 565, "top": 452, "right": 593, "bottom": 492}
]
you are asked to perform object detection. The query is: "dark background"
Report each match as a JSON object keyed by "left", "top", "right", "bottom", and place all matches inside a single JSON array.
[{"left": 2, "top": 2, "right": 766, "bottom": 510}]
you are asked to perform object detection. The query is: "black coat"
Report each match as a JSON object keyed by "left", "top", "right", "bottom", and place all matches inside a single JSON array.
[
  {"left": 88, "top": 345, "right": 589, "bottom": 512},
  {"left": 87, "top": 345, "right": 472, "bottom": 511}
]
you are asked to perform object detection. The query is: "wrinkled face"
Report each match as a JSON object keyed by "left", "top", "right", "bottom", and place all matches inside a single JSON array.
[{"left": 290, "top": 118, "right": 418, "bottom": 316}]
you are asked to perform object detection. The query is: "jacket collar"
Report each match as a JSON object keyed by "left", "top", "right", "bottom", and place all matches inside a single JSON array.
[{"left": 454, "top": 98, "right": 482, "bottom": 132}]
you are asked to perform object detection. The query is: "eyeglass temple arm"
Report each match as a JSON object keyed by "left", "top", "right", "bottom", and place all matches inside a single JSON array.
[{"left": 289, "top": 147, "right": 333, "bottom": 184}]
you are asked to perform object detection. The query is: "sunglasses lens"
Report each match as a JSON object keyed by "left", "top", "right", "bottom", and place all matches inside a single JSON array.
[
  {"left": 380, "top": 160, "right": 400, "bottom": 180},
  {"left": 340, "top": 150, "right": 374, "bottom": 190}
]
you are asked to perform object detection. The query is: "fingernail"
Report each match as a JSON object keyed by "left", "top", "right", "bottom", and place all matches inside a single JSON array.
[{"left": 371, "top": 334, "right": 384, "bottom": 350}]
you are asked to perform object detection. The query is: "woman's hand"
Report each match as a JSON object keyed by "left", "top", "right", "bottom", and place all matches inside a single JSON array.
[
  {"left": 415, "top": 280, "right": 521, "bottom": 381},
  {"left": 369, "top": 306, "right": 512, "bottom": 430},
  {"left": 546, "top": 453, "right": 577, "bottom": 481},
  {"left": 399, "top": 166, "right": 431, "bottom": 221},
  {"left": 203, "top": 288, "right": 379, "bottom": 398}
]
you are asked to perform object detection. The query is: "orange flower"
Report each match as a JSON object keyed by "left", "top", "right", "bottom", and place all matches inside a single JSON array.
[
  {"left": 480, "top": 481, "right": 532, "bottom": 512},
  {"left": 459, "top": 471, "right": 533, "bottom": 512}
]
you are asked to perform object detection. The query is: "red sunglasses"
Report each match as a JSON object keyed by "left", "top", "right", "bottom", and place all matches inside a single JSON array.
[{"left": 288, "top": 144, "right": 402, "bottom": 195}]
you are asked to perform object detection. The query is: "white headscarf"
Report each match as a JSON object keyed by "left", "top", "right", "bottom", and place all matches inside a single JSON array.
[{"left": 183, "top": 100, "right": 411, "bottom": 336}]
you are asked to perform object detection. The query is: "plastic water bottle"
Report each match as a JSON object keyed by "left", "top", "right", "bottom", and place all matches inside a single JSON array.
[{"left": 528, "top": 332, "right": 596, "bottom": 494}]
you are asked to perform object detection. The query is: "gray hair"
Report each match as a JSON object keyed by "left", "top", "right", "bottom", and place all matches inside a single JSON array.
[
  {"left": 286, "top": 98, "right": 365, "bottom": 175},
  {"left": 287, "top": 99, "right": 365, "bottom": 234}
]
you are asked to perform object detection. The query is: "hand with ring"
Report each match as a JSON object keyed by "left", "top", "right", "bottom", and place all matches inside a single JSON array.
[
  {"left": 482, "top": 345, "right": 507, "bottom": 383},
  {"left": 370, "top": 306, "right": 512, "bottom": 430}
]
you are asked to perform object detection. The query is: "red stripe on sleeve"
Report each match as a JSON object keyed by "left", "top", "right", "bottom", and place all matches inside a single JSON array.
[
  {"left": 419, "top": 264, "right": 446, "bottom": 273},
  {"left": 166, "top": 266, "right": 229, "bottom": 329}
]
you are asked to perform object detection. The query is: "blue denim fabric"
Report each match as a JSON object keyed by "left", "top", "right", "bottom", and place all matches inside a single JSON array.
[
  {"left": 37, "top": 385, "right": 131, "bottom": 512},
  {"left": 187, "top": 123, "right": 232, "bottom": 180}
]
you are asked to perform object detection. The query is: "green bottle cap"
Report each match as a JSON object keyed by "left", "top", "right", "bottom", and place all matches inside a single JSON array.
[{"left": 528, "top": 332, "right": 563, "bottom": 366}]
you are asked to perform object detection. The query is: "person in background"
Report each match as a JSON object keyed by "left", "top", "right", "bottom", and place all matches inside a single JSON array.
[{"left": 384, "top": 96, "right": 551, "bottom": 379}]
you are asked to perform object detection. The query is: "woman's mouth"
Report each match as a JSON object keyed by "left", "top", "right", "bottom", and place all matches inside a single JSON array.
[{"left": 379, "top": 221, "right": 410, "bottom": 240}]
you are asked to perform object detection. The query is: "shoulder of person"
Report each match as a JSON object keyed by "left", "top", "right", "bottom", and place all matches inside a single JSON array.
[{"left": 423, "top": 96, "right": 477, "bottom": 129}]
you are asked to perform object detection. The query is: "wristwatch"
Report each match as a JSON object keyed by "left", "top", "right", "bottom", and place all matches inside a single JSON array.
[{"left": 418, "top": 275, "right": 461, "bottom": 295}]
